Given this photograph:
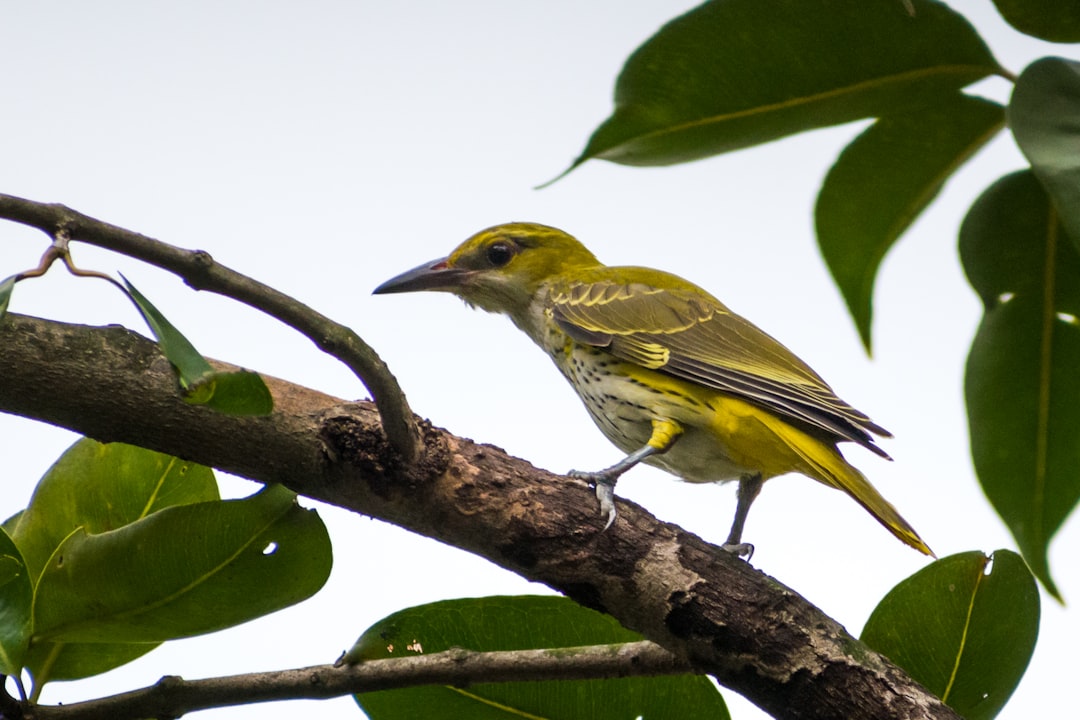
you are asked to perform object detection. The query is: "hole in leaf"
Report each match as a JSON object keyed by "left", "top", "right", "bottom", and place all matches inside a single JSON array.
[
  {"left": 1056, "top": 311, "right": 1078, "bottom": 325},
  {"left": 262, "top": 541, "right": 278, "bottom": 556},
  {"left": 997, "top": 291, "right": 1015, "bottom": 304}
]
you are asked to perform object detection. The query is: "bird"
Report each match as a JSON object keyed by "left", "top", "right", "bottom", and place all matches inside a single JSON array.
[{"left": 374, "top": 222, "right": 932, "bottom": 558}]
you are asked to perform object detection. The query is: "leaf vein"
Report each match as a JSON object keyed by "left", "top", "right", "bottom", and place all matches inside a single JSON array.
[{"left": 613, "top": 65, "right": 995, "bottom": 151}]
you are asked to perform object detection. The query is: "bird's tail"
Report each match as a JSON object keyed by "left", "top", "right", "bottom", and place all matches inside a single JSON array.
[{"left": 767, "top": 419, "right": 934, "bottom": 557}]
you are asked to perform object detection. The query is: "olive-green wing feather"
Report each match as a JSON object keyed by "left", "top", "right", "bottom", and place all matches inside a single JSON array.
[{"left": 548, "top": 275, "right": 890, "bottom": 457}]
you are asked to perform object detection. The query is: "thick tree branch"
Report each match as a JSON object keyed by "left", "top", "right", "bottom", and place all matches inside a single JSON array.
[
  {"left": 15, "top": 641, "right": 684, "bottom": 720},
  {"left": 0, "top": 313, "right": 958, "bottom": 720},
  {"left": 0, "top": 193, "right": 421, "bottom": 462}
]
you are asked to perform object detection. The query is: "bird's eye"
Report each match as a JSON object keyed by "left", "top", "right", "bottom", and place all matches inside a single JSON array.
[{"left": 486, "top": 241, "right": 515, "bottom": 267}]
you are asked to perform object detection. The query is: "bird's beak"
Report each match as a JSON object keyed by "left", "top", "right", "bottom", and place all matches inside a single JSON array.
[{"left": 373, "top": 257, "right": 472, "bottom": 294}]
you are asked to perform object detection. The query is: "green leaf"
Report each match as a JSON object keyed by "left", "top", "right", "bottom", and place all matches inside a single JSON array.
[
  {"left": 347, "top": 596, "right": 728, "bottom": 720},
  {"left": 120, "top": 277, "right": 274, "bottom": 414},
  {"left": 32, "top": 484, "right": 331, "bottom": 644},
  {"left": 121, "top": 275, "right": 213, "bottom": 388},
  {"left": 862, "top": 550, "right": 1039, "bottom": 720},
  {"left": 8, "top": 440, "right": 220, "bottom": 689},
  {"left": 1, "top": 534, "right": 147, "bottom": 694},
  {"left": 0, "top": 528, "right": 32, "bottom": 675},
  {"left": 817, "top": 95, "right": 1004, "bottom": 351},
  {"left": 990, "top": 0, "right": 1080, "bottom": 43},
  {"left": 0, "top": 274, "right": 14, "bottom": 319},
  {"left": 1010, "top": 57, "right": 1080, "bottom": 253},
  {"left": 10, "top": 438, "right": 219, "bottom": 578},
  {"left": 960, "top": 171, "right": 1080, "bottom": 601},
  {"left": 185, "top": 369, "right": 274, "bottom": 415},
  {"left": 558, "top": 0, "right": 1002, "bottom": 176}
]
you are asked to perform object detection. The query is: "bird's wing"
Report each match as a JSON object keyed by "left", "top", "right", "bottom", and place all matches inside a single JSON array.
[{"left": 548, "top": 278, "right": 890, "bottom": 457}]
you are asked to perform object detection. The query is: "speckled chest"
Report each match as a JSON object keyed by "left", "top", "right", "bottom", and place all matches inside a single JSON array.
[
  {"left": 535, "top": 315, "right": 666, "bottom": 453},
  {"left": 511, "top": 301, "right": 748, "bottom": 483}
]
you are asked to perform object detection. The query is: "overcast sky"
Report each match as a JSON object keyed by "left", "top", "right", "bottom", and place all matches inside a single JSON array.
[{"left": 1, "top": 2, "right": 1071, "bottom": 719}]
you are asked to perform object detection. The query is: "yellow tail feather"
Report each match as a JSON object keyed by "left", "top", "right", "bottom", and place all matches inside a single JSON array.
[{"left": 760, "top": 415, "right": 934, "bottom": 557}]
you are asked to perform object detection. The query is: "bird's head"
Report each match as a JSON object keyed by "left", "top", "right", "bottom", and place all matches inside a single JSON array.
[{"left": 373, "top": 222, "right": 600, "bottom": 316}]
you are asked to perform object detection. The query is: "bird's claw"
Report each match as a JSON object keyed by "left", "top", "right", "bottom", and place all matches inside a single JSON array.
[
  {"left": 569, "top": 469, "right": 618, "bottom": 530},
  {"left": 721, "top": 542, "right": 754, "bottom": 561},
  {"left": 595, "top": 481, "right": 617, "bottom": 530}
]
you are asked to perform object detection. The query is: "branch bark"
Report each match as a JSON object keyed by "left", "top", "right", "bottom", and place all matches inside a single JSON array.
[{"left": 0, "top": 312, "right": 957, "bottom": 720}]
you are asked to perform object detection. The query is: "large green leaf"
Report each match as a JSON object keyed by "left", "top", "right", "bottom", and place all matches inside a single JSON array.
[
  {"left": 861, "top": 550, "right": 1039, "bottom": 720},
  {"left": 8, "top": 439, "right": 219, "bottom": 691},
  {"left": 10, "top": 438, "right": 219, "bottom": 578},
  {"left": 1010, "top": 57, "right": 1080, "bottom": 254},
  {"left": 816, "top": 94, "right": 1004, "bottom": 351},
  {"left": 960, "top": 171, "right": 1080, "bottom": 601},
  {"left": 31, "top": 484, "right": 331, "bottom": 644},
  {"left": 558, "top": 0, "right": 1003, "bottom": 176},
  {"left": 990, "top": 0, "right": 1080, "bottom": 42},
  {"left": 346, "top": 596, "right": 728, "bottom": 720},
  {"left": 0, "top": 528, "right": 32, "bottom": 675}
]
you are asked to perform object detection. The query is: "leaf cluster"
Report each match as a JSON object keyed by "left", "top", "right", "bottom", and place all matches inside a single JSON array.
[{"left": 0, "top": 440, "right": 331, "bottom": 700}]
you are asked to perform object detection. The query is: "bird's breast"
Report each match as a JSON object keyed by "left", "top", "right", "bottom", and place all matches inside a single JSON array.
[{"left": 536, "top": 320, "right": 751, "bottom": 484}]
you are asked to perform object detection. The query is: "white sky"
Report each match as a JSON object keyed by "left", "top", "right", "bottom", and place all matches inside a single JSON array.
[{"left": 0, "top": 2, "right": 1072, "bottom": 719}]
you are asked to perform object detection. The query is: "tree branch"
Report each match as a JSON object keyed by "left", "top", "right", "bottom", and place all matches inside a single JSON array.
[
  {"left": 15, "top": 641, "right": 685, "bottom": 720},
  {"left": 0, "top": 193, "right": 421, "bottom": 462},
  {"left": 0, "top": 312, "right": 958, "bottom": 720}
]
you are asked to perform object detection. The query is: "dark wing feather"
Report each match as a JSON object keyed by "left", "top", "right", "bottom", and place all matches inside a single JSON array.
[{"left": 549, "top": 276, "right": 890, "bottom": 457}]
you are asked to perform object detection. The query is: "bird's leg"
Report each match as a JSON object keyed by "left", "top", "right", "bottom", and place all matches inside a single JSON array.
[
  {"left": 569, "top": 418, "right": 683, "bottom": 530},
  {"left": 573, "top": 444, "right": 657, "bottom": 530},
  {"left": 722, "top": 472, "right": 764, "bottom": 559}
]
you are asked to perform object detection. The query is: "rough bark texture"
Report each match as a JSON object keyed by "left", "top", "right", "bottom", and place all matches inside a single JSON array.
[{"left": 0, "top": 313, "right": 958, "bottom": 720}]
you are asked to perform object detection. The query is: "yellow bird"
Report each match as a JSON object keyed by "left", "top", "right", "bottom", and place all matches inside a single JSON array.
[{"left": 375, "top": 223, "right": 932, "bottom": 557}]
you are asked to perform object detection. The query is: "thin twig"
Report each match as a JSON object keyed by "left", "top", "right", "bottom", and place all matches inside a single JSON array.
[
  {"left": 22, "top": 642, "right": 687, "bottom": 720},
  {"left": 0, "top": 193, "right": 421, "bottom": 462}
]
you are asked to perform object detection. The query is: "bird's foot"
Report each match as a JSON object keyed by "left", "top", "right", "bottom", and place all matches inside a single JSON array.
[
  {"left": 721, "top": 542, "right": 754, "bottom": 561},
  {"left": 569, "top": 470, "right": 618, "bottom": 530}
]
